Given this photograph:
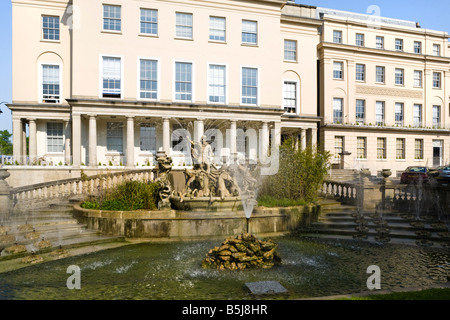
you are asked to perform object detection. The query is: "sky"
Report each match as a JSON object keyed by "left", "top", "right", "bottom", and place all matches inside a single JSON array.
[{"left": 0, "top": 0, "right": 449, "bottom": 135}]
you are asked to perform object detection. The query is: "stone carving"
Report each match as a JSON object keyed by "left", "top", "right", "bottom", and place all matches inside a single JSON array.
[
  {"left": 356, "top": 85, "right": 423, "bottom": 99},
  {"left": 202, "top": 234, "right": 281, "bottom": 270},
  {"left": 180, "top": 136, "right": 248, "bottom": 201},
  {"left": 153, "top": 151, "right": 174, "bottom": 209}
]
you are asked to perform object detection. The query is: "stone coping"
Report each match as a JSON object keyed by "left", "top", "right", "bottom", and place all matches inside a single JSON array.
[{"left": 73, "top": 202, "right": 319, "bottom": 239}]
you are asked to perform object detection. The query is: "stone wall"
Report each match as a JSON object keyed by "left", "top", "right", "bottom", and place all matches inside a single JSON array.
[{"left": 72, "top": 204, "right": 320, "bottom": 239}]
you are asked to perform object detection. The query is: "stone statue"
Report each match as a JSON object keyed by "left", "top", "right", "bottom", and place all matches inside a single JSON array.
[{"left": 153, "top": 151, "right": 173, "bottom": 209}]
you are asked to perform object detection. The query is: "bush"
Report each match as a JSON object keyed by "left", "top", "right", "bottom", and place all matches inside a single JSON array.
[
  {"left": 258, "top": 139, "right": 331, "bottom": 204},
  {"left": 81, "top": 180, "right": 161, "bottom": 211}
]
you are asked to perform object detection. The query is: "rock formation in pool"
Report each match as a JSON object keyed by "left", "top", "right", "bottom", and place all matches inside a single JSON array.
[{"left": 202, "top": 234, "right": 281, "bottom": 270}]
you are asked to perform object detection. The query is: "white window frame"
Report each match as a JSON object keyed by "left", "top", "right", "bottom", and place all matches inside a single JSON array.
[
  {"left": 432, "top": 105, "right": 441, "bottom": 128},
  {"left": 99, "top": 54, "right": 124, "bottom": 99},
  {"left": 209, "top": 16, "right": 226, "bottom": 42},
  {"left": 139, "top": 123, "right": 157, "bottom": 154},
  {"left": 355, "top": 99, "right": 365, "bottom": 124},
  {"left": 240, "top": 65, "right": 260, "bottom": 106},
  {"left": 333, "top": 61, "right": 344, "bottom": 80},
  {"left": 355, "top": 33, "right": 365, "bottom": 47},
  {"left": 433, "top": 72, "right": 441, "bottom": 89},
  {"left": 376, "top": 66, "right": 385, "bottom": 84},
  {"left": 46, "top": 122, "right": 64, "bottom": 154},
  {"left": 284, "top": 40, "right": 297, "bottom": 62},
  {"left": 356, "top": 64, "right": 365, "bottom": 82},
  {"left": 414, "top": 70, "right": 423, "bottom": 88},
  {"left": 38, "top": 62, "right": 63, "bottom": 104},
  {"left": 106, "top": 122, "right": 124, "bottom": 154},
  {"left": 414, "top": 41, "right": 422, "bottom": 54},
  {"left": 395, "top": 68, "right": 404, "bottom": 86},
  {"left": 376, "top": 101, "right": 385, "bottom": 126},
  {"left": 173, "top": 60, "right": 195, "bottom": 103},
  {"left": 175, "top": 12, "right": 193, "bottom": 40},
  {"left": 357, "top": 137, "right": 367, "bottom": 160},
  {"left": 102, "top": 4, "right": 121, "bottom": 33},
  {"left": 241, "top": 20, "right": 257, "bottom": 45},
  {"left": 395, "top": 38, "right": 403, "bottom": 51},
  {"left": 333, "top": 98, "right": 343, "bottom": 124},
  {"left": 395, "top": 102, "right": 404, "bottom": 126},
  {"left": 433, "top": 44, "right": 441, "bottom": 56},
  {"left": 137, "top": 57, "right": 160, "bottom": 101},
  {"left": 333, "top": 30, "right": 343, "bottom": 44},
  {"left": 376, "top": 36, "right": 384, "bottom": 49},
  {"left": 413, "top": 104, "right": 422, "bottom": 127},
  {"left": 282, "top": 80, "right": 299, "bottom": 114},
  {"left": 207, "top": 63, "right": 228, "bottom": 105},
  {"left": 42, "top": 15, "right": 60, "bottom": 41},
  {"left": 140, "top": 8, "right": 158, "bottom": 36}
]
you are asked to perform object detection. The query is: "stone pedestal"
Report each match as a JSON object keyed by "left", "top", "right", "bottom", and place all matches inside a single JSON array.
[{"left": 0, "top": 169, "right": 12, "bottom": 219}]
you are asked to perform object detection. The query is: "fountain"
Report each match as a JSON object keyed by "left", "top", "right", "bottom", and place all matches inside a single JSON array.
[{"left": 160, "top": 136, "right": 259, "bottom": 220}]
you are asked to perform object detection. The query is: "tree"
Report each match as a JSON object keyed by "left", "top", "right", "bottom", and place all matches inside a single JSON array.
[
  {"left": 258, "top": 138, "right": 331, "bottom": 204},
  {"left": 0, "top": 130, "right": 13, "bottom": 155}
]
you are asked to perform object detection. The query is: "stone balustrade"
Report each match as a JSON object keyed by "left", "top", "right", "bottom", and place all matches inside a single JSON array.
[
  {"left": 11, "top": 169, "right": 155, "bottom": 210},
  {"left": 321, "top": 180, "right": 360, "bottom": 206}
]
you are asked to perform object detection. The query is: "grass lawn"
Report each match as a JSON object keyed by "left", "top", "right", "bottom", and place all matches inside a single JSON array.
[{"left": 343, "top": 288, "right": 450, "bottom": 300}]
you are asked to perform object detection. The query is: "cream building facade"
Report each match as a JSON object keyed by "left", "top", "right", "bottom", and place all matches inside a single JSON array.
[
  {"left": 317, "top": 8, "right": 450, "bottom": 176},
  {"left": 7, "top": 0, "right": 450, "bottom": 180}
]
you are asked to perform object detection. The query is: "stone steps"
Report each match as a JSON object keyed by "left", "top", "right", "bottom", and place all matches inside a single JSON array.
[
  {"left": 301, "top": 200, "right": 450, "bottom": 248},
  {"left": 0, "top": 198, "right": 125, "bottom": 259}
]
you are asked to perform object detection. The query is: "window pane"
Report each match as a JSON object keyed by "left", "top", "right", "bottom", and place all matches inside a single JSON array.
[
  {"left": 176, "top": 13, "right": 193, "bottom": 38},
  {"left": 140, "top": 9, "right": 158, "bottom": 35},
  {"left": 209, "top": 65, "right": 226, "bottom": 103},
  {"left": 209, "top": 17, "right": 225, "bottom": 41},
  {"left": 284, "top": 40, "right": 297, "bottom": 61},
  {"left": 376, "top": 101, "right": 385, "bottom": 126},
  {"left": 47, "top": 122, "right": 64, "bottom": 153},
  {"left": 377, "top": 138, "right": 386, "bottom": 159},
  {"left": 42, "top": 65, "right": 60, "bottom": 103},
  {"left": 333, "top": 98, "right": 343, "bottom": 123},
  {"left": 103, "top": 5, "right": 121, "bottom": 31},
  {"left": 140, "top": 124, "right": 156, "bottom": 152},
  {"left": 102, "top": 57, "right": 121, "bottom": 97},
  {"left": 242, "top": 20, "right": 257, "bottom": 44},
  {"left": 283, "top": 82, "right": 297, "bottom": 113},
  {"left": 356, "top": 100, "right": 365, "bottom": 124},
  {"left": 175, "top": 62, "right": 192, "bottom": 101},
  {"left": 140, "top": 59, "right": 158, "bottom": 99},
  {"left": 107, "top": 122, "right": 123, "bottom": 153},
  {"left": 42, "top": 16, "right": 60, "bottom": 40},
  {"left": 241, "top": 67, "right": 258, "bottom": 105}
]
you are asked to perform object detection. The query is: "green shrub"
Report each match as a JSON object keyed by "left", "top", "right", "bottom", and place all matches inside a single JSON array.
[
  {"left": 258, "top": 139, "right": 331, "bottom": 204},
  {"left": 82, "top": 180, "right": 161, "bottom": 211}
]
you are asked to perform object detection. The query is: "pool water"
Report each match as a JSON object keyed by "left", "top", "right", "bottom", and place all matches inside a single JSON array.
[{"left": 0, "top": 237, "right": 449, "bottom": 300}]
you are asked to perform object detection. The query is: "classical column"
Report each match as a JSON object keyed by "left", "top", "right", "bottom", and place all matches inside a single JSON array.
[
  {"left": 310, "top": 127, "right": 318, "bottom": 150},
  {"left": 273, "top": 121, "right": 282, "bottom": 151},
  {"left": 88, "top": 115, "right": 97, "bottom": 167},
  {"left": 72, "top": 114, "right": 82, "bottom": 168},
  {"left": 64, "top": 120, "right": 71, "bottom": 165},
  {"left": 259, "top": 121, "right": 269, "bottom": 162},
  {"left": 194, "top": 118, "right": 205, "bottom": 143},
  {"left": 28, "top": 119, "right": 37, "bottom": 163},
  {"left": 301, "top": 129, "right": 307, "bottom": 151},
  {"left": 162, "top": 117, "right": 171, "bottom": 155},
  {"left": 229, "top": 120, "right": 237, "bottom": 156},
  {"left": 12, "top": 117, "right": 23, "bottom": 164},
  {"left": 126, "top": 116, "right": 135, "bottom": 168},
  {"left": 22, "top": 121, "right": 27, "bottom": 164}
]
